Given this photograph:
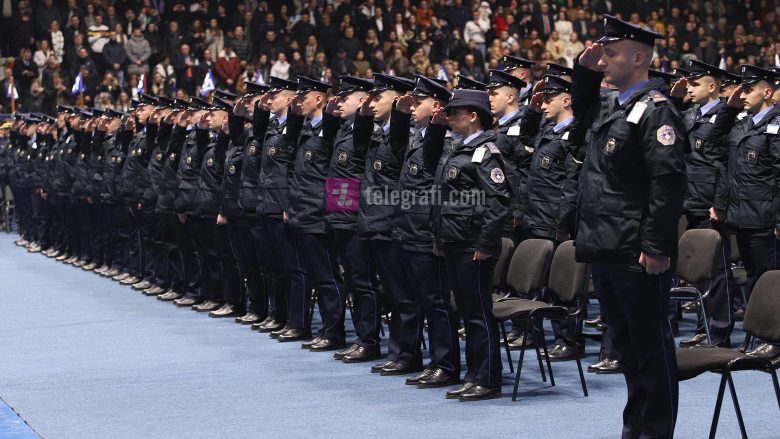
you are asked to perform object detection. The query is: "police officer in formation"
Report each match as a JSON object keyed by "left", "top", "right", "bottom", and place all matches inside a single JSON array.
[{"left": 7, "top": 14, "right": 780, "bottom": 412}]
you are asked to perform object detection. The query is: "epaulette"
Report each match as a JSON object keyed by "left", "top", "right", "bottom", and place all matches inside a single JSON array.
[{"left": 647, "top": 90, "right": 668, "bottom": 103}]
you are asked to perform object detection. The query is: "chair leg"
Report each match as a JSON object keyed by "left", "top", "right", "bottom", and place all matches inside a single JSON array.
[
  {"left": 538, "top": 325, "right": 555, "bottom": 387},
  {"left": 500, "top": 322, "right": 514, "bottom": 374},
  {"left": 709, "top": 373, "right": 729, "bottom": 439},
  {"left": 574, "top": 348, "right": 588, "bottom": 397},
  {"left": 532, "top": 329, "right": 547, "bottom": 383},
  {"left": 512, "top": 328, "right": 528, "bottom": 401},
  {"left": 772, "top": 369, "right": 780, "bottom": 413},
  {"left": 727, "top": 373, "right": 748, "bottom": 439},
  {"left": 699, "top": 295, "right": 712, "bottom": 346}
]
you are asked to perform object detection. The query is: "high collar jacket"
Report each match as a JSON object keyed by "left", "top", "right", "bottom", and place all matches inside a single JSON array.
[
  {"left": 325, "top": 114, "right": 367, "bottom": 231},
  {"left": 287, "top": 113, "right": 333, "bottom": 234},
  {"left": 155, "top": 124, "right": 187, "bottom": 213},
  {"left": 257, "top": 114, "right": 293, "bottom": 218}
]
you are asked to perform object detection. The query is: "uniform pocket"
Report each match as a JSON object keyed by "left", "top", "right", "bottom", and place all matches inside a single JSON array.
[
  {"left": 737, "top": 184, "right": 773, "bottom": 228},
  {"left": 592, "top": 193, "right": 642, "bottom": 254},
  {"left": 686, "top": 167, "right": 717, "bottom": 206}
]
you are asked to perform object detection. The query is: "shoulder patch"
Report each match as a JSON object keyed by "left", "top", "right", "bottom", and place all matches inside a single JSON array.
[
  {"left": 486, "top": 143, "right": 501, "bottom": 155},
  {"left": 648, "top": 90, "right": 667, "bottom": 102},
  {"left": 656, "top": 125, "right": 676, "bottom": 146},
  {"left": 490, "top": 168, "right": 505, "bottom": 184}
]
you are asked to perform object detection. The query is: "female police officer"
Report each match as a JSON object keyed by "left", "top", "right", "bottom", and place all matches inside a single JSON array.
[{"left": 431, "top": 89, "right": 510, "bottom": 401}]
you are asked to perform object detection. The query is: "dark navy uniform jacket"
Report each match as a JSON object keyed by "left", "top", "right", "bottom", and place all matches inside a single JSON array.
[
  {"left": 680, "top": 100, "right": 736, "bottom": 216},
  {"left": 392, "top": 122, "right": 451, "bottom": 252},
  {"left": 431, "top": 129, "right": 511, "bottom": 256},
  {"left": 238, "top": 107, "right": 271, "bottom": 217},
  {"left": 173, "top": 128, "right": 207, "bottom": 215},
  {"left": 120, "top": 126, "right": 150, "bottom": 205},
  {"left": 197, "top": 130, "right": 229, "bottom": 218},
  {"left": 219, "top": 114, "right": 250, "bottom": 219},
  {"left": 155, "top": 124, "right": 187, "bottom": 214},
  {"left": 256, "top": 113, "right": 292, "bottom": 219},
  {"left": 324, "top": 114, "right": 368, "bottom": 231},
  {"left": 518, "top": 109, "right": 583, "bottom": 239},
  {"left": 571, "top": 65, "right": 687, "bottom": 271},
  {"left": 724, "top": 105, "right": 780, "bottom": 232}
]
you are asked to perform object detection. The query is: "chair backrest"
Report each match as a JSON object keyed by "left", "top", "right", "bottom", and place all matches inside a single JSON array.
[
  {"left": 492, "top": 238, "right": 516, "bottom": 289},
  {"left": 506, "top": 239, "right": 554, "bottom": 296},
  {"left": 676, "top": 229, "right": 721, "bottom": 283},
  {"left": 743, "top": 270, "right": 780, "bottom": 343},
  {"left": 677, "top": 215, "right": 688, "bottom": 242},
  {"left": 547, "top": 240, "right": 591, "bottom": 302}
]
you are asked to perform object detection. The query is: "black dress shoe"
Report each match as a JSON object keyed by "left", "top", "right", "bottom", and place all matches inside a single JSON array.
[
  {"left": 505, "top": 332, "right": 520, "bottom": 343},
  {"left": 194, "top": 301, "right": 222, "bottom": 312},
  {"left": 209, "top": 304, "right": 242, "bottom": 318},
  {"left": 748, "top": 343, "right": 780, "bottom": 359},
  {"left": 445, "top": 382, "right": 476, "bottom": 399},
  {"left": 539, "top": 344, "right": 563, "bottom": 358},
  {"left": 459, "top": 385, "right": 501, "bottom": 401},
  {"left": 380, "top": 360, "right": 423, "bottom": 376},
  {"left": 334, "top": 343, "right": 359, "bottom": 360},
  {"left": 132, "top": 280, "right": 152, "bottom": 290},
  {"left": 143, "top": 286, "right": 165, "bottom": 296},
  {"left": 236, "top": 313, "right": 261, "bottom": 324},
  {"left": 309, "top": 339, "right": 346, "bottom": 351},
  {"left": 679, "top": 333, "right": 708, "bottom": 347},
  {"left": 682, "top": 301, "right": 698, "bottom": 313},
  {"left": 341, "top": 346, "right": 381, "bottom": 363},
  {"left": 260, "top": 320, "right": 286, "bottom": 333},
  {"left": 405, "top": 367, "right": 435, "bottom": 385},
  {"left": 507, "top": 334, "right": 535, "bottom": 350},
  {"left": 301, "top": 337, "right": 324, "bottom": 349},
  {"left": 733, "top": 308, "right": 745, "bottom": 321},
  {"left": 595, "top": 359, "right": 623, "bottom": 374},
  {"left": 699, "top": 338, "right": 731, "bottom": 349},
  {"left": 417, "top": 368, "right": 460, "bottom": 388},
  {"left": 174, "top": 297, "right": 197, "bottom": 307},
  {"left": 251, "top": 318, "right": 274, "bottom": 331},
  {"left": 278, "top": 328, "right": 312, "bottom": 342},
  {"left": 270, "top": 326, "right": 292, "bottom": 338},
  {"left": 584, "top": 315, "right": 602, "bottom": 328},
  {"left": 548, "top": 345, "right": 580, "bottom": 362},
  {"left": 371, "top": 360, "right": 395, "bottom": 373},
  {"left": 158, "top": 291, "right": 181, "bottom": 301}
]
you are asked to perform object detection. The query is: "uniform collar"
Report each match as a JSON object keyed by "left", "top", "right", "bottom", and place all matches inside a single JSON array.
[
  {"left": 277, "top": 113, "right": 288, "bottom": 125},
  {"left": 553, "top": 116, "right": 574, "bottom": 133},
  {"left": 498, "top": 109, "right": 519, "bottom": 126},
  {"left": 752, "top": 105, "right": 774, "bottom": 125},
  {"left": 463, "top": 130, "right": 484, "bottom": 145},
  {"left": 309, "top": 113, "right": 322, "bottom": 128},
  {"left": 617, "top": 79, "right": 650, "bottom": 106},
  {"left": 420, "top": 126, "right": 427, "bottom": 138},
  {"left": 699, "top": 99, "right": 719, "bottom": 117},
  {"left": 382, "top": 121, "right": 390, "bottom": 133}
]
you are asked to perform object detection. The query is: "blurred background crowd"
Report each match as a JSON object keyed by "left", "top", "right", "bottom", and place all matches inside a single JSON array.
[{"left": 1, "top": 0, "right": 778, "bottom": 115}]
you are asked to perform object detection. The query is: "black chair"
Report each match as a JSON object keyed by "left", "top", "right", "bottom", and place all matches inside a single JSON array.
[
  {"left": 494, "top": 240, "right": 590, "bottom": 401},
  {"left": 493, "top": 239, "right": 554, "bottom": 375},
  {"left": 670, "top": 228, "right": 721, "bottom": 345},
  {"left": 492, "top": 238, "right": 516, "bottom": 294},
  {"left": 676, "top": 270, "right": 780, "bottom": 439},
  {"left": 729, "top": 233, "right": 749, "bottom": 307}
]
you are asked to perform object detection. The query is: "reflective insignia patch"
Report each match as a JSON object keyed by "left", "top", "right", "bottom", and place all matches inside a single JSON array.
[
  {"left": 117, "top": 157, "right": 122, "bottom": 164},
  {"left": 111, "top": 157, "right": 116, "bottom": 163},
  {"left": 338, "top": 152, "right": 348, "bottom": 163},
  {"left": 67, "top": 149, "right": 72, "bottom": 154},
  {"left": 157, "top": 153, "right": 163, "bottom": 161},
  {"left": 59, "top": 150, "right": 64, "bottom": 155},
  {"left": 490, "top": 167, "right": 505, "bottom": 184},
  {"left": 268, "top": 146, "right": 276, "bottom": 157},
  {"left": 487, "top": 143, "right": 501, "bottom": 154},
  {"left": 249, "top": 145, "right": 256, "bottom": 155},
  {"left": 541, "top": 155, "right": 552, "bottom": 169},
  {"left": 695, "top": 138, "right": 702, "bottom": 151},
  {"left": 524, "top": 145, "right": 534, "bottom": 153},
  {"left": 169, "top": 153, "right": 176, "bottom": 161},
  {"left": 747, "top": 150, "right": 757, "bottom": 163},
  {"left": 605, "top": 138, "right": 617, "bottom": 155},
  {"left": 97, "top": 155, "right": 102, "bottom": 161},
  {"left": 229, "top": 165, "right": 236, "bottom": 174},
  {"left": 656, "top": 125, "right": 676, "bottom": 146},
  {"left": 373, "top": 159, "right": 382, "bottom": 171},
  {"left": 186, "top": 156, "right": 192, "bottom": 165},
  {"left": 447, "top": 166, "right": 459, "bottom": 180},
  {"left": 507, "top": 125, "right": 521, "bottom": 136},
  {"left": 304, "top": 150, "right": 312, "bottom": 161},
  {"left": 207, "top": 157, "right": 214, "bottom": 167},
  {"left": 409, "top": 163, "right": 419, "bottom": 175},
  {"left": 80, "top": 153, "right": 85, "bottom": 160}
]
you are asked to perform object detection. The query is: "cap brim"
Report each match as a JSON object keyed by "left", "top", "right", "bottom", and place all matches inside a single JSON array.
[{"left": 596, "top": 35, "right": 622, "bottom": 44}]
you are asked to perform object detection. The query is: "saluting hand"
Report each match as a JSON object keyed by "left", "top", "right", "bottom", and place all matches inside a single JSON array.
[
  {"left": 359, "top": 95, "right": 374, "bottom": 116},
  {"left": 670, "top": 78, "right": 688, "bottom": 99},
  {"left": 325, "top": 96, "right": 340, "bottom": 116},
  {"left": 639, "top": 252, "right": 670, "bottom": 275},
  {"left": 395, "top": 94, "right": 414, "bottom": 114},
  {"left": 431, "top": 107, "right": 449, "bottom": 126},
  {"left": 578, "top": 43, "right": 604, "bottom": 71},
  {"left": 727, "top": 86, "right": 744, "bottom": 109}
]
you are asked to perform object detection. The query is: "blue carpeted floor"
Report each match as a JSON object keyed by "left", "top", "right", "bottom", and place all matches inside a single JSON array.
[{"left": 0, "top": 233, "right": 778, "bottom": 439}]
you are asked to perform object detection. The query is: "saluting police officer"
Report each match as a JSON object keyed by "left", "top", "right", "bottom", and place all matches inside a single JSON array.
[
  {"left": 723, "top": 65, "right": 780, "bottom": 358},
  {"left": 667, "top": 60, "right": 741, "bottom": 348},
  {"left": 572, "top": 16, "right": 687, "bottom": 437},
  {"left": 392, "top": 76, "right": 461, "bottom": 387},
  {"left": 433, "top": 89, "right": 511, "bottom": 401}
]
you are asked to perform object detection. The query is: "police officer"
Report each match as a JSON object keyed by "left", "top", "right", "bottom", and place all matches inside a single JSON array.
[
  {"left": 345, "top": 74, "right": 416, "bottom": 366},
  {"left": 502, "top": 55, "right": 536, "bottom": 104},
  {"left": 323, "top": 76, "right": 381, "bottom": 358},
  {"left": 667, "top": 60, "right": 741, "bottom": 348},
  {"left": 254, "top": 76, "right": 299, "bottom": 333},
  {"left": 514, "top": 74, "right": 586, "bottom": 361},
  {"left": 432, "top": 89, "right": 510, "bottom": 401},
  {"left": 392, "top": 76, "right": 461, "bottom": 387},
  {"left": 723, "top": 65, "right": 780, "bottom": 358},
  {"left": 572, "top": 16, "right": 686, "bottom": 437}
]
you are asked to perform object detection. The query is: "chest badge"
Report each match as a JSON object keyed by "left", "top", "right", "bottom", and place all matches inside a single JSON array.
[
  {"left": 409, "top": 163, "right": 419, "bottom": 175},
  {"left": 656, "top": 124, "right": 676, "bottom": 146},
  {"left": 447, "top": 166, "right": 459, "bottom": 180},
  {"left": 80, "top": 153, "right": 85, "bottom": 160},
  {"left": 169, "top": 153, "right": 176, "bottom": 161},
  {"left": 156, "top": 152, "right": 163, "bottom": 161},
  {"left": 304, "top": 150, "right": 313, "bottom": 161},
  {"left": 249, "top": 145, "right": 256, "bottom": 155},
  {"left": 373, "top": 159, "right": 382, "bottom": 171},
  {"left": 229, "top": 164, "right": 236, "bottom": 174},
  {"left": 97, "top": 155, "right": 102, "bottom": 161},
  {"left": 695, "top": 138, "right": 702, "bottom": 151},
  {"left": 541, "top": 155, "right": 552, "bottom": 169},
  {"left": 268, "top": 146, "right": 277, "bottom": 157},
  {"left": 605, "top": 138, "right": 617, "bottom": 155},
  {"left": 747, "top": 150, "right": 757, "bottom": 163},
  {"left": 186, "top": 156, "right": 192, "bottom": 165},
  {"left": 490, "top": 167, "right": 505, "bottom": 184},
  {"left": 111, "top": 157, "right": 117, "bottom": 163},
  {"left": 207, "top": 157, "right": 214, "bottom": 167},
  {"left": 338, "top": 151, "right": 348, "bottom": 163}
]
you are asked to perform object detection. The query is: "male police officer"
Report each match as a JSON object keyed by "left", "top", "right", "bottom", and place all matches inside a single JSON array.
[{"left": 573, "top": 16, "right": 687, "bottom": 437}]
